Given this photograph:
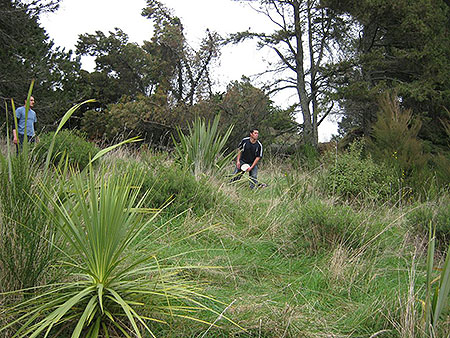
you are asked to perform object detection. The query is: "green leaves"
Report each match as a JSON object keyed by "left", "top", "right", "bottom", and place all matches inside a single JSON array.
[
  {"left": 173, "top": 114, "right": 234, "bottom": 177},
  {"left": 424, "top": 224, "right": 450, "bottom": 337},
  {"left": 1, "top": 165, "right": 227, "bottom": 337}
]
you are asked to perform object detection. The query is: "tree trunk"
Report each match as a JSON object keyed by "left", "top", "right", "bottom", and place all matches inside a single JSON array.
[{"left": 293, "top": 1, "right": 314, "bottom": 147}]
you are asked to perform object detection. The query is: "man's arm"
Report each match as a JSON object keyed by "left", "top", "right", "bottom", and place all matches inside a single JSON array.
[
  {"left": 236, "top": 150, "right": 242, "bottom": 169},
  {"left": 12, "top": 129, "right": 17, "bottom": 144},
  {"left": 248, "top": 157, "right": 261, "bottom": 171}
]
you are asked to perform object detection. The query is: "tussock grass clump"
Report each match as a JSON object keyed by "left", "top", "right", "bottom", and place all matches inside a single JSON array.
[
  {"left": 406, "top": 196, "right": 450, "bottom": 251},
  {"left": 282, "top": 198, "right": 384, "bottom": 255},
  {"left": 34, "top": 129, "right": 99, "bottom": 170},
  {"left": 0, "top": 151, "right": 60, "bottom": 293},
  {"left": 114, "top": 155, "right": 228, "bottom": 216}
]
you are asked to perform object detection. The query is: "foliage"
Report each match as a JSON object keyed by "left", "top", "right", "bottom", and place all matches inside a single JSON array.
[
  {"left": 423, "top": 224, "right": 450, "bottom": 337},
  {"left": 0, "top": 0, "right": 88, "bottom": 132},
  {"left": 0, "top": 165, "right": 231, "bottom": 337},
  {"left": 34, "top": 129, "right": 99, "bottom": 170},
  {"left": 75, "top": 1, "right": 221, "bottom": 112},
  {"left": 368, "top": 92, "right": 428, "bottom": 194},
  {"left": 284, "top": 198, "right": 380, "bottom": 255},
  {"left": 76, "top": 28, "right": 156, "bottom": 105},
  {"left": 142, "top": 0, "right": 221, "bottom": 106},
  {"left": 81, "top": 94, "right": 185, "bottom": 144},
  {"left": 325, "top": 0, "right": 450, "bottom": 149},
  {"left": 321, "top": 140, "right": 397, "bottom": 201},
  {"left": 406, "top": 197, "right": 450, "bottom": 251},
  {"left": 173, "top": 114, "right": 234, "bottom": 177}
]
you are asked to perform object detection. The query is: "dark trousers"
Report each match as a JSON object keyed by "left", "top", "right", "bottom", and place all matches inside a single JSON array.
[
  {"left": 16, "top": 134, "right": 35, "bottom": 154},
  {"left": 231, "top": 161, "right": 258, "bottom": 188}
]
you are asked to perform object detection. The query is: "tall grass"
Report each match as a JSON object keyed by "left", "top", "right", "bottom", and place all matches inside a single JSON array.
[
  {"left": 424, "top": 224, "right": 450, "bottom": 337},
  {"left": 0, "top": 88, "right": 60, "bottom": 292}
]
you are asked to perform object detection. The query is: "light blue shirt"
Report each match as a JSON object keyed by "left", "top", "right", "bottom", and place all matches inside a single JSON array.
[{"left": 16, "top": 106, "right": 37, "bottom": 136}]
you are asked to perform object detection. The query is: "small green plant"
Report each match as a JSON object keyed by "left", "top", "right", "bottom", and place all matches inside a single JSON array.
[
  {"left": 173, "top": 114, "right": 234, "bottom": 177},
  {"left": 34, "top": 129, "right": 99, "bottom": 170}
]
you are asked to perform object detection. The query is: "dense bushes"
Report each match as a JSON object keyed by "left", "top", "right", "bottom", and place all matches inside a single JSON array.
[
  {"left": 116, "top": 156, "right": 222, "bottom": 215},
  {"left": 321, "top": 140, "right": 397, "bottom": 201},
  {"left": 406, "top": 196, "right": 450, "bottom": 251},
  {"left": 34, "top": 129, "right": 99, "bottom": 169},
  {"left": 284, "top": 199, "right": 382, "bottom": 255}
]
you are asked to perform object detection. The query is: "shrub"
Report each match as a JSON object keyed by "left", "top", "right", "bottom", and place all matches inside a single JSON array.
[
  {"left": 406, "top": 196, "right": 450, "bottom": 251},
  {"left": 284, "top": 199, "right": 380, "bottom": 255},
  {"left": 116, "top": 156, "right": 221, "bottom": 215},
  {"left": 34, "top": 129, "right": 99, "bottom": 170},
  {"left": 291, "top": 143, "right": 320, "bottom": 171},
  {"left": 368, "top": 92, "right": 429, "bottom": 194},
  {"left": 321, "top": 140, "right": 397, "bottom": 201}
]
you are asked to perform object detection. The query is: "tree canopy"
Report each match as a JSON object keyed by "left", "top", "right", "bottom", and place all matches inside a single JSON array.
[{"left": 1, "top": 0, "right": 448, "bottom": 161}]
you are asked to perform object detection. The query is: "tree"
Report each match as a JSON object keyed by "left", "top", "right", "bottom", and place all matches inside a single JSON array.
[
  {"left": 229, "top": 0, "right": 348, "bottom": 148},
  {"left": 324, "top": 0, "right": 450, "bottom": 150},
  {"left": 76, "top": 28, "right": 156, "bottom": 106},
  {"left": 191, "top": 78, "right": 298, "bottom": 152},
  {"left": 77, "top": 1, "right": 222, "bottom": 142},
  {"left": 142, "top": 0, "right": 221, "bottom": 106},
  {"left": 0, "top": 0, "right": 87, "bottom": 131}
]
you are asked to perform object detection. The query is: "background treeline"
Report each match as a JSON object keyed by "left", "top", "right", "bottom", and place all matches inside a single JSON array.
[{"left": 0, "top": 0, "right": 449, "bottom": 189}]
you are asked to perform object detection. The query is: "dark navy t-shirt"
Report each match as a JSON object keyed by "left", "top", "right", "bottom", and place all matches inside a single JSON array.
[{"left": 238, "top": 137, "right": 263, "bottom": 164}]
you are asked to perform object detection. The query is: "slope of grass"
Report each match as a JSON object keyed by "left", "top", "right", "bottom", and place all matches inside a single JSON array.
[{"left": 1, "top": 143, "right": 448, "bottom": 337}]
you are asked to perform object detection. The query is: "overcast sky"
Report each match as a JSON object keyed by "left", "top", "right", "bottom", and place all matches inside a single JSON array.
[{"left": 40, "top": 0, "right": 338, "bottom": 141}]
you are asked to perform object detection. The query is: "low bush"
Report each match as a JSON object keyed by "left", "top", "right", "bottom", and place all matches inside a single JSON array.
[
  {"left": 284, "top": 198, "right": 381, "bottom": 255},
  {"left": 406, "top": 196, "right": 450, "bottom": 251},
  {"left": 116, "top": 156, "right": 222, "bottom": 215},
  {"left": 34, "top": 129, "right": 99, "bottom": 170},
  {"left": 320, "top": 140, "right": 397, "bottom": 201},
  {"left": 291, "top": 143, "right": 320, "bottom": 171}
]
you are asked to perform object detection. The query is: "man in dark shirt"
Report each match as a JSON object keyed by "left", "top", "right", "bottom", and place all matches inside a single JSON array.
[{"left": 231, "top": 129, "right": 263, "bottom": 188}]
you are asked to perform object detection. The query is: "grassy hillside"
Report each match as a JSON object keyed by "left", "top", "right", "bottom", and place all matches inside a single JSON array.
[{"left": 0, "top": 139, "right": 448, "bottom": 337}]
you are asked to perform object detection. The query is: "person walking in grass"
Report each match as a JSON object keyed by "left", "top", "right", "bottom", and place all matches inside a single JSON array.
[
  {"left": 13, "top": 96, "right": 37, "bottom": 153},
  {"left": 231, "top": 128, "right": 264, "bottom": 189}
]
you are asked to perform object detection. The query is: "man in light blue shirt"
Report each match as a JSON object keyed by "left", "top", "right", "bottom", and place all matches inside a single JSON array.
[{"left": 13, "top": 96, "right": 37, "bottom": 152}]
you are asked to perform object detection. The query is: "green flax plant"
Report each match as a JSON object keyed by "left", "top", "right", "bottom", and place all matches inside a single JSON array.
[
  {"left": 1, "top": 165, "right": 234, "bottom": 337},
  {"left": 173, "top": 115, "right": 234, "bottom": 178},
  {"left": 423, "top": 224, "right": 450, "bottom": 337}
]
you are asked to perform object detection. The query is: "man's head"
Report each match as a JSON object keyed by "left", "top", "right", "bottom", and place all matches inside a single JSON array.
[
  {"left": 249, "top": 129, "right": 259, "bottom": 141},
  {"left": 25, "top": 96, "right": 35, "bottom": 108}
]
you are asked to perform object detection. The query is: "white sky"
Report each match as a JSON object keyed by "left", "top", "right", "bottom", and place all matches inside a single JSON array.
[{"left": 40, "top": 0, "right": 338, "bottom": 141}]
